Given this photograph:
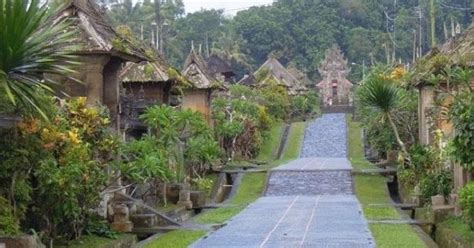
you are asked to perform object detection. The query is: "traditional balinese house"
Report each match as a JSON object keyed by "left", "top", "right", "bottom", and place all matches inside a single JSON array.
[
  {"left": 316, "top": 45, "right": 353, "bottom": 106},
  {"left": 254, "top": 56, "right": 305, "bottom": 96},
  {"left": 206, "top": 54, "right": 236, "bottom": 83},
  {"left": 119, "top": 58, "right": 186, "bottom": 138},
  {"left": 413, "top": 22, "right": 474, "bottom": 192},
  {"left": 46, "top": 0, "right": 148, "bottom": 129},
  {"left": 287, "top": 64, "right": 310, "bottom": 94},
  {"left": 181, "top": 48, "right": 218, "bottom": 121}
]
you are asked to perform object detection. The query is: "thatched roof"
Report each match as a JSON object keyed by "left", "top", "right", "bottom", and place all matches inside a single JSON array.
[
  {"left": 206, "top": 55, "right": 235, "bottom": 77},
  {"left": 120, "top": 61, "right": 170, "bottom": 83},
  {"left": 439, "top": 23, "right": 474, "bottom": 66},
  {"left": 182, "top": 49, "right": 216, "bottom": 89},
  {"left": 254, "top": 57, "right": 303, "bottom": 95},
  {"left": 287, "top": 65, "right": 310, "bottom": 92},
  {"left": 48, "top": 0, "right": 148, "bottom": 62},
  {"left": 412, "top": 23, "right": 474, "bottom": 87}
]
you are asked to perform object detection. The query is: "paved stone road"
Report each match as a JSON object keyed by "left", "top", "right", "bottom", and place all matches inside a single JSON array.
[
  {"left": 192, "top": 114, "right": 375, "bottom": 248},
  {"left": 265, "top": 158, "right": 353, "bottom": 196},
  {"left": 300, "top": 114, "right": 348, "bottom": 158}
]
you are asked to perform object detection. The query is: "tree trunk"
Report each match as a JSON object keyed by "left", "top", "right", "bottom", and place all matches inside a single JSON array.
[
  {"left": 154, "top": 0, "right": 162, "bottom": 52},
  {"left": 387, "top": 114, "right": 409, "bottom": 160},
  {"left": 430, "top": 0, "right": 437, "bottom": 47}
]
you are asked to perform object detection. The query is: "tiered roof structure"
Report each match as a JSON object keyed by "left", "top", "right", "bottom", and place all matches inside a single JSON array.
[{"left": 316, "top": 45, "right": 353, "bottom": 105}]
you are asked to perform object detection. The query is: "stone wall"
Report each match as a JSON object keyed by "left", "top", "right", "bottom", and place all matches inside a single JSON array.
[
  {"left": 418, "top": 85, "right": 435, "bottom": 146},
  {"left": 0, "top": 235, "right": 40, "bottom": 248},
  {"left": 182, "top": 89, "right": 211, "bottom": 121},
  {"left": 123, "top": 83, "right": 167, "bottom": 103},
  {"left": 52, "top": 54, "right": 123, "bottom": 129}
]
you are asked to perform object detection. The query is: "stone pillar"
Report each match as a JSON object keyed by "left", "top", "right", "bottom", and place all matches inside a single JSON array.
[
  {"left": 84, "top": 56, "right": 110, "bottom": 106},
  {"left": 453, "top": 164, "right": 466, "bottom": 193},
  {"left": 418, "top": 86, "right": 435, "bottom": 145},
  {"left": 103, "top": 58, "right": 123, "bottom": 130},
  {"left": 177, "top": 184, "right": 193, "bottom": 210},
  {"left": 111, "top": 204, "right": 133, "bottom": 232}
]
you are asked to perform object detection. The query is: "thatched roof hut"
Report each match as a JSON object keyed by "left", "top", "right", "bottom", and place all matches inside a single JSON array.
[
  {"left": 181, "top": 48, "right": 219, "bottom": 121},
  {"left": 206, "top": 55, "right": 235, "bottom": 82},
  {"left": 254, "top": 57, "right": 304, "bottom": 96},
  {"left": 182, "top": 49, "right": 217, "bottom": 89},
  {"left": 412, "top": 22, "right": 474, "bottom": 87},
  {"left": 45, "top": 0, "right": 150, "bottom": 129},
  {"left": 49, "top": 0, "right": 148, "bottom": 62},
  {"left": 287, "top": 64, "right": 309, "bottom": 93},
  {"left": 412, "top": 22, "right": 474, "bottom": 192}
]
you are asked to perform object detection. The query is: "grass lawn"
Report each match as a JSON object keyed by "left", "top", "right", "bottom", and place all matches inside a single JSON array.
[
  {"left": 347, "top": 115, "right": 427, "bottom": 248},
  {"left": 56, "top": 234, "right": 135, "bottom": 248},
  {"left": 144, "top": 121, "right": 305, "bottom": 248},
  {"left": 281, "top": 122, "right": 305, "bottom": 161},
  {"left": 256, "top": 122, "right": 284, "bottom": 161},
  {"left": 144, "top": 230, "right": 207, "bottom": 248},
  {"left": 439, "top": 218, "right": 474, "bottom": 244},
  {"left": 195, "top": 173, "right": 266, "bottom": 224}
]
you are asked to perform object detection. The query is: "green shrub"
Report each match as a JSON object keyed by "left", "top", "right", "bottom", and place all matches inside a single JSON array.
[
  {"left": 259, "top": 80, "right": 291, "bottom": 120},
  {"left": 191, "top": 177, "right": 214, "bottom": 195},
  {"left": 84, "top": 217, "right": 118, "bottom": 239},
  {"left": 135, "top": 105, "right": 219, "bottom": 183},
  {"left": 419, "top": 171, "right": 452, "bottom": 202},
  {"left": 291, "top": 91, "right": 320, "bottom": 120},
  {"left": 460, "top": 182, "right": 474, "bottom": 229},
  {"left": 449, "top": 91, "right": 474, "bottom": 170},
  {"left": 0, "top": 196, "right": 19, "bottom": 235},
  {"left": 0, "top": 98, "right": 121, "bottom": 241},
  {"left": 212, "top": 85, "right": 272, "bottom": 161}
]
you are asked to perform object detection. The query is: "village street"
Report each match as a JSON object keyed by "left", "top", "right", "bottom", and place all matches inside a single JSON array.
[{"left": 192, "top": 114, "right": 375, "bottom": 247}]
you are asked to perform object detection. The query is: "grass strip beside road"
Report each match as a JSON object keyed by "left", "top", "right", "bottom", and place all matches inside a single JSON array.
[
  {"left": 347, "top": 115, "right": 427, "bottom": 248},
  {"left": 281, "top": 122, "right": 305, "bottom": 161},
  {"left": 256, "top": 122, "right": 284, "bottom": 161},
  {"left": 144, "top": 230, "right": 206, "bottom": 248}
]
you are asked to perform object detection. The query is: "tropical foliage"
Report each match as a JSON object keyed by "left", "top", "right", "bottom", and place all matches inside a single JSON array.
[
  {"left": 0, "top": 97, "right": 119, "bottom": 242},
  {"left": 357, "top": 66, "right": 412, "bottom": 159},
  {"left": 0, "top": 0, "right": 77, "bottom": 118},
  {"left": 460, "top": 182, "right": 474, "bottom": 230},
  {"left": 104, "top": 0, "right": 472, "bottom": 80},
  {"left": 138, "top": 105, "right": 219, "bottom": 182}
]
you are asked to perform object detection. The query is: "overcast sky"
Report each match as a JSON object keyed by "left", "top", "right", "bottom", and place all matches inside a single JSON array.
[{"left": 182, "top": 0, "right": 274, "bottom": 15}]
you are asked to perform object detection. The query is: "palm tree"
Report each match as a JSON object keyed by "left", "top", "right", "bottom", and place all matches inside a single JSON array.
[
  {"left": 211, "top": 31, "right": 251, "bottom": 69},
  {"left": 0, "top": 0, "right": 77, "bottom": 119},
  {"left": 358, "top": 74, "right": 409, "bottom": 157}
]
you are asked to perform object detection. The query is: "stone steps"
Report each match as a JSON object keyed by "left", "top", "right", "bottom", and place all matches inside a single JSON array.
[
  {"left": 264, "top": 170, "right": 353, "bottom": 196},
  {"left": 321, "top": 105, "right": 354, "bottom": 113}
]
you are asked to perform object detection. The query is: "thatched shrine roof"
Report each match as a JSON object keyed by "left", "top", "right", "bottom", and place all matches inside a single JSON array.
[
  {"left": 48, "top": 0, "right": 148, "bottom": 62},
  {"left": 412, "top": 23, "right": 474, "bottom": 87},
  {"left": 182, "top": 49, "right": 217, "bottom": 89},
  {"left": 254, "top": 57, "right": 305, "bottom": 95},
  {"left": 206, "top": 55, "right": 235, "bottom": 78}
]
